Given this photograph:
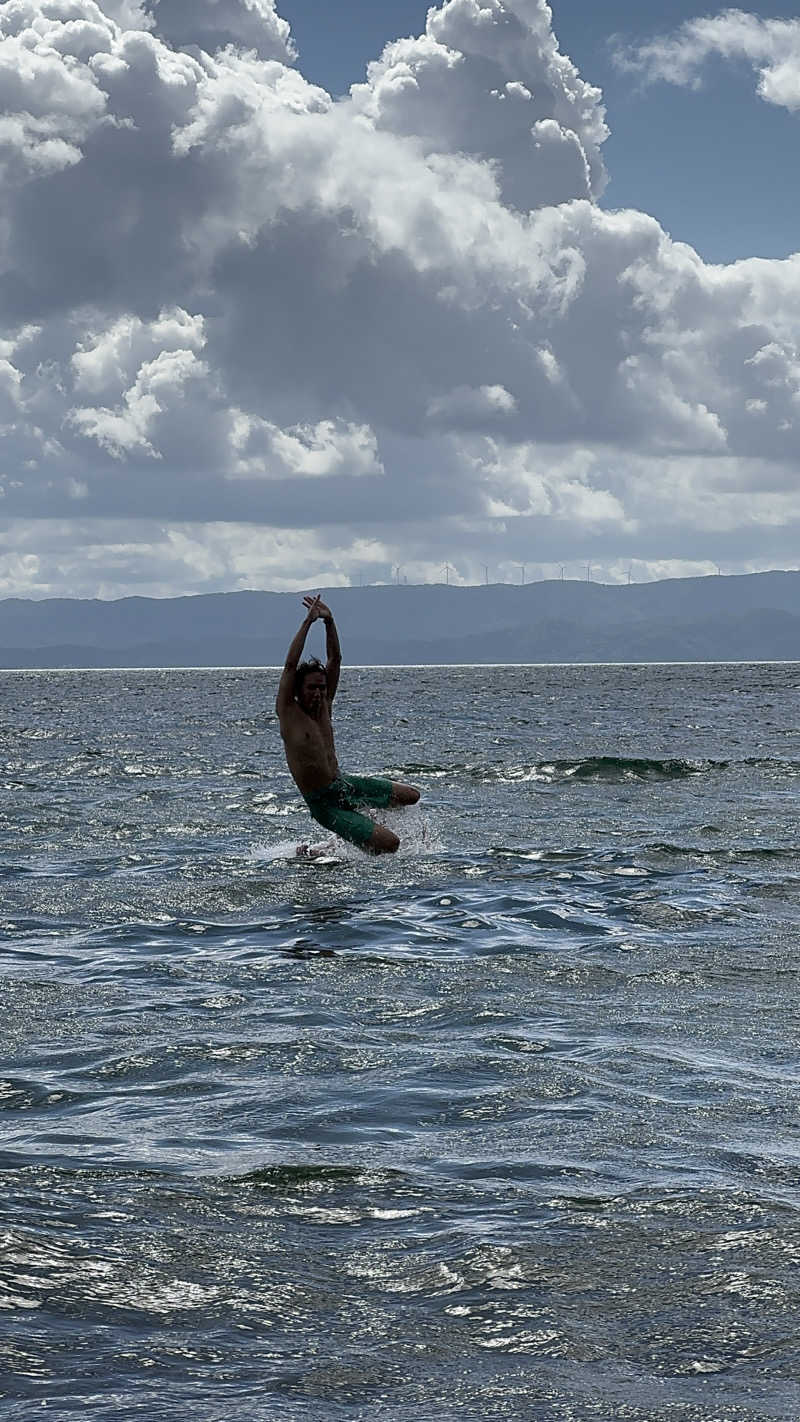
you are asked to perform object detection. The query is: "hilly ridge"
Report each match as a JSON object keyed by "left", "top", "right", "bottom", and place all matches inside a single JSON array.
[{"left": 0, "top": 571, "right": 798, "bottom": 666}]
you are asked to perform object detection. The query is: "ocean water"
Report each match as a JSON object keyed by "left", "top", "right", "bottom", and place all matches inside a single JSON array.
[{"left": 1, "top": 662, "right": 800, "bottom": 1421}]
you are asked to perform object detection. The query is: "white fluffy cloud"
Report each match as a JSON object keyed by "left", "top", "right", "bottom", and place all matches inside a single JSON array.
[
  {"left": 614, "top": 9, "right": 800, "bottom": 112},
  {"left": 145, "top": 0, "right": 294, "bottom": 61},
  {"left": 348, "top": 0, "right": 608, "bottom": 210},
  {"left": 0, "top": 0, "right": 798, "bottom": 596}
]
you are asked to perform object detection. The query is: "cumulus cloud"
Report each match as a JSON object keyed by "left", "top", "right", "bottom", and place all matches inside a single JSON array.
[
  {"left": 349, "top": 0, "right": 609, "bottom": 209},
  {"left": 614, "top": 8, "right": 800, "bottom": 113},
  {"left": 0, "top": 518, "right": 381, "bottom": 599},
  {"left": 145, "top": 0, "right": 295, "bottom": 62},
  {"left": 0, "top": 0, "right": 799, "bottom": 596},
  {"left": 427, "top": 384, "right": 517, "bottom": 426},
  {"left": 229, "top": 413, "right": 383, "bottom": 480}
]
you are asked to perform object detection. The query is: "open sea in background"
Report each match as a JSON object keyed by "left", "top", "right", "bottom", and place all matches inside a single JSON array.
[{"left": 1, "top": 661, "right": 799, "bottom": 1421}]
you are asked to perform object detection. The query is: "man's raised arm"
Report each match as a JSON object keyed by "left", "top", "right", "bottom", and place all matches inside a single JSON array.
[
  {"left": 323, "top": 603, "right": 341, "bottom": 702},
  {"left": 275, "top": 597, "right": 321, "bottom": 717},
  {"left": 301, "top": 595, "right": 341, "bottom": 701}
]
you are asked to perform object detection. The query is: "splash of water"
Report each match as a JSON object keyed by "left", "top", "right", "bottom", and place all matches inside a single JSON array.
[{"left": 251, "top": 804, "right": 440, "bottom": 864}]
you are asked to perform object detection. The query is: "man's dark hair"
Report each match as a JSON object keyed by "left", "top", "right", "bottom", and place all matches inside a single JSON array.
[{"left": 295, "top": 657, "right": 326, "bottom": 695}]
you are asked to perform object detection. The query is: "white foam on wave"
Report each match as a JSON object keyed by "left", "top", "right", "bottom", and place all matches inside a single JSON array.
[{"left": 249, "top": 838, "right": 305, "bottom": 863}]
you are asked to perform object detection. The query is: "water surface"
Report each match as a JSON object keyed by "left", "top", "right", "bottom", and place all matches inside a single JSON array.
[{"left": 2, "top": 663, "right": 800, "bottom": 1419}]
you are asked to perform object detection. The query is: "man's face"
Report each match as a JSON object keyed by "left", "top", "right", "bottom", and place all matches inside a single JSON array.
[{"left": 298, "top": 671, "right": 327, "bottom": 715}]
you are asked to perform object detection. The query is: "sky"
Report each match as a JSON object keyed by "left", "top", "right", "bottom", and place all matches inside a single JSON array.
[
  {"left": 2, "top": 0, "right": 800, "bottom": 598},
  {"left": 285, "top": 0, "right": 800, "bottom": 263}
]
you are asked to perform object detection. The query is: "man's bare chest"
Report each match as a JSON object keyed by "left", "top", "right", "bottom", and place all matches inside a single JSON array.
[{"left": 283, "top": 710, "right": 334, "bottom": 751}]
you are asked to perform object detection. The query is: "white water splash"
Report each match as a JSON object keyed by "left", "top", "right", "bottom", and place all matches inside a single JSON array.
[{"left": 250, "top": 805, "right": 441, "bottom": 864}]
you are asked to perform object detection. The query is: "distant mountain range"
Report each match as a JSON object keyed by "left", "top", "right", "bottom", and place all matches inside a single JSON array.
[{"left": 0, "top": 572, "right": 799, "bottom": 667}]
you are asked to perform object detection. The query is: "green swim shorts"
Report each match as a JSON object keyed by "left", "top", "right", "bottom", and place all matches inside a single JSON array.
[{"left": 303, "top": 773, "right": 395, "bottom": 849}]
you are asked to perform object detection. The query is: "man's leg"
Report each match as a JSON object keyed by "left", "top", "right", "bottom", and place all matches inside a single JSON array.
[
  {"left": 313, "top": 803, "right": 397, "bottom": 855},
  {"left": 366, "top": 823, "right": 400, "bottom": 855},
  {"left": 334, "top": 776, "right": 419, "bottom": 854},
  {"left": 389, "top": 782, "right": 420, "bottom": 807},
  {"left": 342, "top": 774, "right": 420, "bottom": 810},
  {"left": 368, "top": 783, "right": 418, "bottom": 853}
]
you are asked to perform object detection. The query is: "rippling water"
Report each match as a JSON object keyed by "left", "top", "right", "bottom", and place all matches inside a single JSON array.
[{"left": 2, "top": 662, "right": 800, "bottom": 1420}]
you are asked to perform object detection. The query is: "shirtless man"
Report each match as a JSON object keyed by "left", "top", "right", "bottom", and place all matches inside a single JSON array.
[{"left": 276, "top": 595, "right": 420, "bottom": 854}]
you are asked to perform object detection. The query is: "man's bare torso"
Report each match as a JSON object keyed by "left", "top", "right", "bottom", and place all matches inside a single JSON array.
[{"left": 279, "top": 698, "right": 340, "bottom": 796}]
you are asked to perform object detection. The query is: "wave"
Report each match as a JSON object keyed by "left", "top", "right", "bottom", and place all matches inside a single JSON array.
[
  {"left": 646, "top": 842, "right": 800, "bottom": 861},
  {"left": 235, "top": 1164, "right": 404, "bottom": 1189},
  {"left": 393, "top": 756, "right": 729, "bottom": 783},
  {"left": 544, "top": 756, "right": 724, "bottom": 781},
  {"left": 532, "top": 755, "right": 800, "bottom": 783}
]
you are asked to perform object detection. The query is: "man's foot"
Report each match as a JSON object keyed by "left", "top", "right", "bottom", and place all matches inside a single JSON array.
[{"left": 296, "top": 841, "right": 336, "bottom": 859}]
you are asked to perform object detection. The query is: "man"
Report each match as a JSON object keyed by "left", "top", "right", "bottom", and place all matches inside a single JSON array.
[{"left": 276, "top": 594, "right": 420, "bottom": 854}]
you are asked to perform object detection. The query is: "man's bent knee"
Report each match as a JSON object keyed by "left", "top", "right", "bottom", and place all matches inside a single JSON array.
[
  {"left": 367, "top": 824, "right": 400, "bottom": 854},
  {"left": 390, "top": 782, "right": 420, "bottom": 807}
]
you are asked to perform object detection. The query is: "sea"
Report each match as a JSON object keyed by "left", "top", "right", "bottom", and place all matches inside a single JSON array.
[{"left": 1, "top": 662, "right": 799, "bottom": 1421}]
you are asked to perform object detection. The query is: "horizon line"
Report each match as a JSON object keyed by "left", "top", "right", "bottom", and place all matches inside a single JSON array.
[{"left": 1, "top": 660, "right": 798, "bottom": 673}]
